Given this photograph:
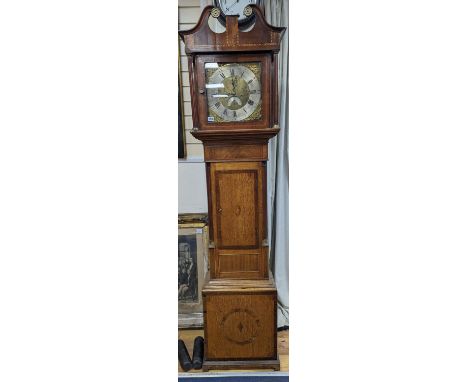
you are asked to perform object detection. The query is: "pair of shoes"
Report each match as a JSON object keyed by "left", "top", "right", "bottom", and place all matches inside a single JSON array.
[{"left": 178, "top": 336, "right": 204, "bottom": 372}]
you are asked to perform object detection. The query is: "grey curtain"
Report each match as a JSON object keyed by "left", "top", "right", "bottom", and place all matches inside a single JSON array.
[{"left": 265, "top": 0, "right": 289, "bottom": 327}]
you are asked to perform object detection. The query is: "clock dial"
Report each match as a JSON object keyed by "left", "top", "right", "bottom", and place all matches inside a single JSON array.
[
  {"left": 215, "top": 0, "right": 260, "bottom": 24},
  {"left": 205, "top": 62, "right": 262, "bottom": 123}
]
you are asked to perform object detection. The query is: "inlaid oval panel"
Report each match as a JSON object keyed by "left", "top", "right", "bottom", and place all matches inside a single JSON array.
[{"left": 220, "top": 308, "right": 261, "bottom": 345}]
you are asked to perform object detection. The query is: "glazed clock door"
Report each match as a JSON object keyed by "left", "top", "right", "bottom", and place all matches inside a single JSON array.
[
  {"left": 196, "top": 54, "right": 271, "bottom": 130},
  {"left": 209, "top": 162, "right": 268, "bottom": 279}
]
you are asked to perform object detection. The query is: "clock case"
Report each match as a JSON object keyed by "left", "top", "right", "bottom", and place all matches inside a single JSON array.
[{"left": 179, "top": 5, "right": 285, "bottom": 371}]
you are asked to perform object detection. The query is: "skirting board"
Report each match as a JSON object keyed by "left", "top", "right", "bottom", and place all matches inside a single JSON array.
[
  {"left": 178, "top": 313, "right": 203, "bottom": 329},
  {"left": 179, "top": 371, "right": 288, "bottom": 382},
  {"left": 202, "top": 356, "right": 280, "bottom": 372}
]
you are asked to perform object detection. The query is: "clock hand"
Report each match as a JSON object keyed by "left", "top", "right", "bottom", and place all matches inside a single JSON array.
[
  {"left": 214, "top": 90, "right": 235, "bottom": 97},
  {"left": 225, "top": 0, "right": 240, "bottom": 12}
]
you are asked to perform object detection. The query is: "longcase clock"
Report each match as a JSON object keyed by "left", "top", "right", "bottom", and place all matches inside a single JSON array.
[{"left": 179, "top": 5, "right": 285, "bottom": 371}]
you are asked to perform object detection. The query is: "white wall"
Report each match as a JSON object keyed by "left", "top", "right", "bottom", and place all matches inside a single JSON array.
[
  {"left": 178, "top": 1, "right": 208, "bottom": 214},
  {"left": 178, "top": 160, "right": 208, "bottom": 213}
]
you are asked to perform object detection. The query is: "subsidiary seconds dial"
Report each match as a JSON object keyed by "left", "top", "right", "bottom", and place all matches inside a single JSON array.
[{"left": 205, "top": 63, "right": 262, "bottom": 123}]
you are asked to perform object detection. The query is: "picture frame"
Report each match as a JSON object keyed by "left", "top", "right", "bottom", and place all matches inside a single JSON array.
[
  {"left": 178, "top": 214, "right": 209, "bottom": 328},
  {"left": 178, "top": 43, "right": 186, "bottom": 159}
]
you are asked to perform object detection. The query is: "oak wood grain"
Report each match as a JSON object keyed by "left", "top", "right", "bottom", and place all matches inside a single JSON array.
[
  {"left": 202, "top": 277, "right": 278, "bottom": 368},
  {"left": 204, "top": 143, "right": 268, "bottom": 162},
  {"left": 209, "top": 162, "right": 268, "bottom": 279}
]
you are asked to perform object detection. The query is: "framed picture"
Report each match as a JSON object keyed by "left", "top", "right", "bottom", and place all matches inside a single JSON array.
[
  {"left": 178, "top": 215, "right": 209, "bottom": 328},
  {"left": 178, "top": 44, "right": 186, "bottom": 159}
]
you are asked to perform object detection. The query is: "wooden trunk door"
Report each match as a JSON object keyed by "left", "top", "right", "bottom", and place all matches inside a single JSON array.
[{"left": 209, "top": 162, "right": 267, "bottom": 279}]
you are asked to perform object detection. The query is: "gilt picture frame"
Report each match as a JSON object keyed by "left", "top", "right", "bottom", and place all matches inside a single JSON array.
[{"left": 178, "top": 215, "right": 209, "bottom": 328}]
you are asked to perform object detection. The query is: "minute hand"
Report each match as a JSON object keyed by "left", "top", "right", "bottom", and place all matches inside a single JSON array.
[{"left": 225, "top": 0, "right": 240, "bottom": 12}]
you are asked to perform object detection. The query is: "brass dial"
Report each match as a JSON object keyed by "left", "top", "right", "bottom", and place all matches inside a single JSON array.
[{"left": 205, "top": 62, "right": 262, "bottom": 123}]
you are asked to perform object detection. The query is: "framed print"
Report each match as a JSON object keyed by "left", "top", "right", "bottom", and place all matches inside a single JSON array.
[
  {"left": 178, "top": 46, "right": 186, "bottom": 159},
  {"left": 178, "top": 215, "right": 209, "bottom": 328}
]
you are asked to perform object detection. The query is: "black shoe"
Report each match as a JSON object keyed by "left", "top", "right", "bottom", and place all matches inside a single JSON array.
[
  {"left": 178, "top": 339, "right": 192, "bottom": 371},
  {"left": 192, "top": 336, "right": 204, "bottom": 370}
]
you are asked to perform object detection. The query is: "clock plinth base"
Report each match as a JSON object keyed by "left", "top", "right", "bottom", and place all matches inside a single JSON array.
[
  {"left": 202, "top": 276, "right": 278, "bottom": 370},
  {"left": 203, "top": 356, "right": 280, "bottom": 372}
]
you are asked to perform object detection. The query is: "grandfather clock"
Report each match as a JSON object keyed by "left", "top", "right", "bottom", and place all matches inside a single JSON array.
[{"left": 179, "top": 5, "right": 285, "bottom": 371}]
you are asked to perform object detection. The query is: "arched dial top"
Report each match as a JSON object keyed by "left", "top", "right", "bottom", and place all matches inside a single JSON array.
[
  {"left": 214, "top": 0, "right": 263, "bottom": 29},
  {"left": 205, "top": 62, "right": 262, "bottom": 123},
  {"left": 178, "top": 5, "right": 285, "bottom": 54}
]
